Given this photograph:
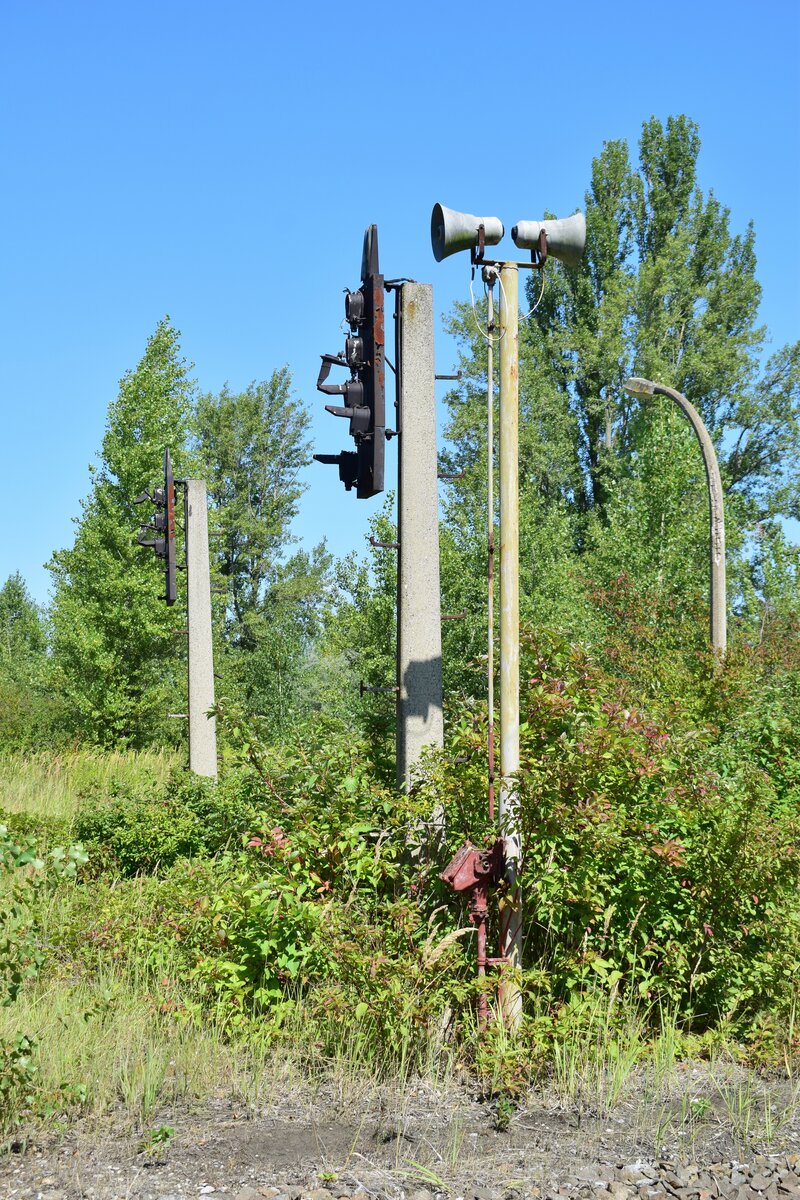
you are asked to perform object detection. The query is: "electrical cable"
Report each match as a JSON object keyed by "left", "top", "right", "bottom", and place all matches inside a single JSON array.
[{"left": 519, "top": 269, "right": 546, "bottom": 321}]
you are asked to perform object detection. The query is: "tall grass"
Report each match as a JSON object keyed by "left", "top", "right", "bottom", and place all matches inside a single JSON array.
[
  {"left": 550, "top": 991, "right": 651, "bottom": 1114},
  {"left": 0, "top": 967, "right": 459, "bottom": 1136},
  {"left": 0, "top": 974, "right": 259, "bottom": 1129},
  {"left": 0, "top": 748, "right": 178, "bottom": 827}
]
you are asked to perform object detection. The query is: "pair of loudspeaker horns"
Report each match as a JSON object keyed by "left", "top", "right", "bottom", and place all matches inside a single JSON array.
[{"left": 430, "top": 203, "right": 586, "bottom": 268}]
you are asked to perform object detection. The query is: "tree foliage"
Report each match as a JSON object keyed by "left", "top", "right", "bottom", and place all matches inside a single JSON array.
[
  {"left": 196, "top": 372, "right": 332, "bottom": 731},
  {"left": 47, "top": 319, "right": 194, "bottom": 745},
  {"left": 0, "top": 574, "right": 58, "bottom": 751},
  {"left": 430, "top": 114, "right": 800, "bottom": 706}
]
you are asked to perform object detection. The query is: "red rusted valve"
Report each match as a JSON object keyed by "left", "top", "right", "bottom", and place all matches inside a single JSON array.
[
  {"left": 441, "top": 839, "right": 505, "bottom": 1027},
  {"left": 440, "top": 839, "right": 504, "bottom": 892}
]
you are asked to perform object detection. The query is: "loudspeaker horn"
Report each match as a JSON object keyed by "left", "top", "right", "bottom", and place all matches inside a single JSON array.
[
  {"left": 511, "top": 211, "right": 586, "bottom": 268},
  {"left": 431, "top": 203, "right": 504, "bottom": 262}
]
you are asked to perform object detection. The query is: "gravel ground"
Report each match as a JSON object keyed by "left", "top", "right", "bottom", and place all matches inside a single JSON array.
[{"left": 2, "top": 1066, "right": 798, "bottom": 1200}]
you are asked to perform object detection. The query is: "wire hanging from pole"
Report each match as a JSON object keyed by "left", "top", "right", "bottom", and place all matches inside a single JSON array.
[
  {"left": 485, "top": 272, "right": 496, "bottom": 826},
  {"left": 519, "top": 269, "right": 547, "bottom": 321}
]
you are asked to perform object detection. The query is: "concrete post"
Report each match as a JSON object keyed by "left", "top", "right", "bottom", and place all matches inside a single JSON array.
[
  {"left": 185, "top": 478, "right": 218, "bottom": 778},
  {"left": 396, "top": 282, "right": 444, "bottom": 789},
  {"left": 498, "top": 262, "right": 523, "bottom": 1026}
]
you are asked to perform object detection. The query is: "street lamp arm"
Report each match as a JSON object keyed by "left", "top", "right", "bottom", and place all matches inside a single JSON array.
[
  {"left": 623, "top": 377, "right": 727, "bottom": 656},
  {"left": 649, "top": 383, "right": 726, "bottom": 571}
]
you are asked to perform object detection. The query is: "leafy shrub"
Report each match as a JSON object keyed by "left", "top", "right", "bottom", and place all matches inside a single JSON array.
[
  {"left": 54, "top": 734, "right": 469, "bottom": 1066},
  {"left": 423, "top": 627, "right": 800, "bottom": 1034},
  {"left": 73, "top": 769, "right": 264, "bottom": 874},
  {"left": 41, "top": 613, "right": 800, "bottom": 1069}
]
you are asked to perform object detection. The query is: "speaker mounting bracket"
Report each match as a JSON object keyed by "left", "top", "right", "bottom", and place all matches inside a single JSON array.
[
  {"left": 470, "top": 222, "right": 487, "bottom": 266},
  {"left": 468, "top": 228, "right": 549, "bottom": 272},
  {"left": 530, "top": 227, "right": 548, "bottom": 269}
]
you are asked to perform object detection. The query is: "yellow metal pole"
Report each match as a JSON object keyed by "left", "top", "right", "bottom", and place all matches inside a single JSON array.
[{"left": 498, "top": 261, "right": 522, "bottom": 1027}]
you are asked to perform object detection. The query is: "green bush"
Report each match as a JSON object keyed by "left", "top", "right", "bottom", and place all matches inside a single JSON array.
[
  {"left": 54, "top": 734, "right": 469, "bottom": 1066},
  {"left": 422, "top": 625, "right": 800, "bottom": 1034},
  {"left": 73, "top": 769, "right": 264, "bottom": 874},
  {"left": 37, "top": 620, "right": 800, "bottom": 1069}
]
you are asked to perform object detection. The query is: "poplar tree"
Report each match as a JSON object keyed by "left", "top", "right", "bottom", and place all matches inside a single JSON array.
[
  {"left": 437, "top": 114, "right": 799, "bottom": 673},
  {"left": 48, "top": 319, "right": 194, "bottom": 745}
]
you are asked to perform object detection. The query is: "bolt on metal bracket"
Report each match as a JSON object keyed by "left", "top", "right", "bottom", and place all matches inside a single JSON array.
[{"left": 359, "top": 681, "right": 399, "bottom": 696}]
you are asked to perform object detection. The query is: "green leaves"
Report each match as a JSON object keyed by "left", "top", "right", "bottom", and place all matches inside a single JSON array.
[
  {"left": 431, "top": 113, "right": 799, "bottom": 706},
  {"left": 1, "top": 823, "right": 86, "bottom": 1124},
  {"left": 430, "top": 622, "right": 800, "bottom": 1029},
  {"left": 47, "top": 319, "right": 195, "bottom": 746},
  {"left": 196, "top": 373, "right": 334, "bottom": 735}
]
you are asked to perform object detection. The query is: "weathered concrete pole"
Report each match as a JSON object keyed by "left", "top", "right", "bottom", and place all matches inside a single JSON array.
[
  {"left": 498, "top": 262, "right": 523, "bottom": 1024},
  {"left": 185, "top": 478, "right": 218, "bottom": 778},
  {"left": 396, "top": 282, "right": 444, "bottom": 789},
  {"left": 624, "top": 378, "right": 727, "bottom": 656}
]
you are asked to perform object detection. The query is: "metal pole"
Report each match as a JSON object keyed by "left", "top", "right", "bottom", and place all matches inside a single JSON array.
[
  {"left": 624, "top": 378, "right": 727, "bottom": 656},
  {"left": 185, "top": 478, "right": 218, "bottom": 778},
  {"left": 498, "top": 262, "right": 522, "bottom": 1024},
  {"left": 396, "top": 282, "right": 444, "bottom": 788},
  {"left": 656, "top": 384, "right": 727, "bottom": 657}
]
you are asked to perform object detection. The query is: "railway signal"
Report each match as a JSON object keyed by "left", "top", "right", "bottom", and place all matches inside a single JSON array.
[
  {"left": 135, "top": 448, "right": 178, "bottom": 605},
  {"left": 313, "top": 224, "right": 385, "bottom": 499}
]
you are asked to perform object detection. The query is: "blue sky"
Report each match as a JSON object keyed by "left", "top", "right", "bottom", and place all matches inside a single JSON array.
[{"left": 1, "top": 0, "right": 798, "bottom": 605}]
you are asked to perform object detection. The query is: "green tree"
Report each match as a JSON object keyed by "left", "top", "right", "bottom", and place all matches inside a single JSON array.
[
  {"left": 48, "top": 319, "right": 194, "bottom": 745},
  {"left": 0, "top": 574, "right": 60, "bottom": 750},
  {"left": 196, "top": 372, "right": 331, "bottom": 731},
  {"left": 336, "top": 116, "right": 799, "bottom": 725},
  {"left": 438, "top": 115, "right": 799, "bottom": 666},
  {"left": 0, "top": 573, "right": 46, "bottom": 663}
]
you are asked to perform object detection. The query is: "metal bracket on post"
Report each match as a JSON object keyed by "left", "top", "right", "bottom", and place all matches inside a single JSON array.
[
  {"left": 360, "top": 681, "right": 399, "bottom": 697},
  {"left": 470, "top": 223, "right": 487, "bottom": 266},
  {"left": 530, "top": 228, "right": 548, "bottom": 269}
]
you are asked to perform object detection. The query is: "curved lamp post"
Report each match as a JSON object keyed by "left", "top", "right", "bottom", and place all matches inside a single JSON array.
[{"left": 623, "top": 377, "right": 727, "bottom": 656}]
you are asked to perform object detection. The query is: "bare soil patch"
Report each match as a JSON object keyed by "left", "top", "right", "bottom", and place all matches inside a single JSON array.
[{"left": 2, "top": 1066, "right": 798, "bottom": 1200}]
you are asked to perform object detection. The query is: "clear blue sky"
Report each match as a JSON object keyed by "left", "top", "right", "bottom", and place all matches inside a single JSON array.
[{"left": 2, "top": 0, "right": 798, "bottom": 605}]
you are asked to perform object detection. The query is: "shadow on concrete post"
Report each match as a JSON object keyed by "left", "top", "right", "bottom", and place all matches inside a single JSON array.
[
  {"left": 398, "top": 654, "right": 444, "bottom": 772},
  {"left": 395, "top": 283, "right": 444, "bottom": 790}
]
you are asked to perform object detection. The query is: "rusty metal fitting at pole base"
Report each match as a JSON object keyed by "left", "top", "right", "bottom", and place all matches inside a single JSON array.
[
  {"left": 439, "top": 839, "right": 504, "bottom": 894},
  {"left": 440, "top": 839, "right": 506, "bottom": 1028}
]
